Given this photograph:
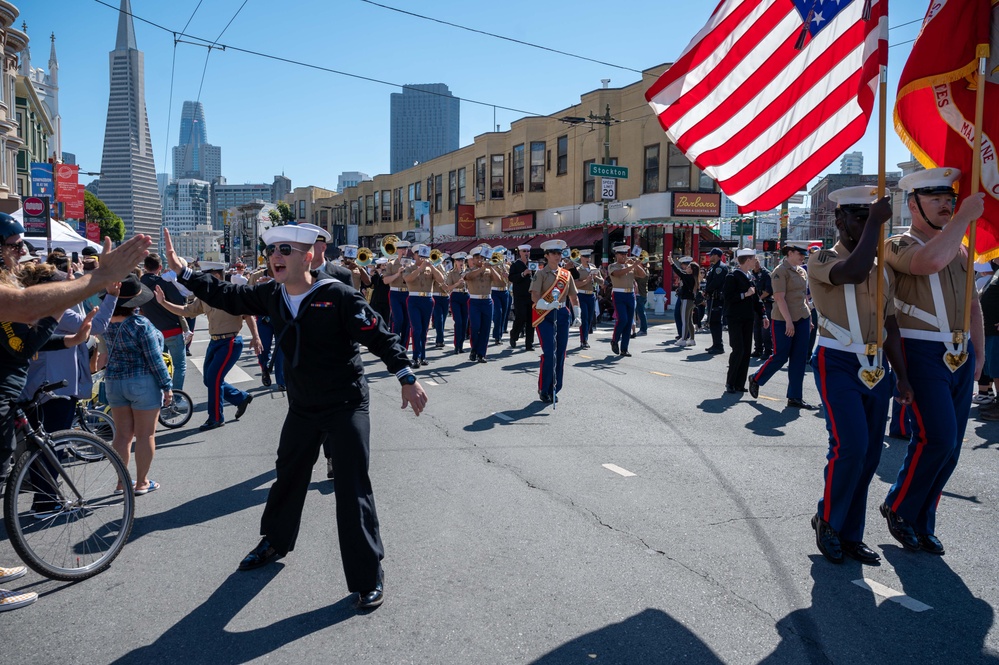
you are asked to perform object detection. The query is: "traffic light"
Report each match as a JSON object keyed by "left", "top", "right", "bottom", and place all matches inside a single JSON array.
[{"left": 762, "top": 240, "right": 778, "bottom": 252}]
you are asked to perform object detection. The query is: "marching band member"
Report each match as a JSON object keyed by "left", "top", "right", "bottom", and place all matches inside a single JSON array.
[
  {"left": 509, "top": 244, "right": 536, "bottom": 350},
  {"left": 723, "top": 249, "right": 767, "bottom": 394},
  {"left": 491, "top": 252, "right": 511, "bottom": 345},
  {"left": 403, "top": 244, "right": 448, "bottom": 368},
  {"left": 749, "top": 240, "right": 816, "bottom": 409},
  {"left": 574, "top": 249, "right": 603, "bottom": 349},
  {"left": 608, "top": 245, "right": 647, "bottom": 357},
  {"left": 464, "top": 246, "right": 505, "bottom": 363},
  {"left": 431, "top": 253, "right": 450, "bottom": 349},
  {"left": 880, "top": 168, "right": 986, "bottom": 555},
  {"left": 340, "top": 245, "right": 371, "bottom": 292},
  {"left": 807, "top": 187, "right": 912, "bottom": 565},
  {"left": 382, "top": 240, "right": 412, "bottom": 350},
  {"left": 531, "top": 240, "right": 580, "bottom": 403},
  {"left": 446, "top": 253, "right": 471, "bottom": 355}
]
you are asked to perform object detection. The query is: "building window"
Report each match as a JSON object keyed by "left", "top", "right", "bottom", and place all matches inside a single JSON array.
[
  {"left": 350, "top": 200, "right": 359, "bottom": 225},
  {"left": 298, "top": 200, "right": 306, "bottom": 219},
  {"left": 490, "top": 154, "right": 504, "bottom": 200},
  {"left": 644, "top": 144, "right": 660, "bottom": 194},
  {"left": 357, "top": 197, "right": 363, "bottom": 225},
  {"left": 408, "top": 184, "right": 415, "bottom": 220},
  {"left": 583, "top": 159, "right": 595, "bottom": 202},
  {"left": 365, "top": 195, "right": 375, "bottom": 225},
  {"left": 512, "top": 144, "right": 525, "bottom": 193},
  {"left": 415, "top": 181, "right": 422, "bottom": 200},
  {"left": 448, "top": 170, "right": 457, "bottom": 209},
  {"left": 698, "top": 170, "right": 716, "bottom": 192},
  {"left": 667, "top": 143, "right": 691, "bottom": 190},
  {"left": 475, "top": 157, "right": 486, "bottom": 201},
  {"left": 373, "top": 191, "right": 380, "bottom": 223},
  {"left": 382, "top": 190, "right": 392, "bottom": 221},
  {"left": 434, "top": 174, "right": 443, "bottom": 213},
  {"left": 556, "top": 135, "right": 568, "bottom": 176},
  {"left": 394, "top": 187, "right": 403, "bottom": 220},
  {"left": 458, "top": 167, "right": 467, "bottom": 204},
  {"left": 529, "top": 141, "right": 545, "bottom": 192}
]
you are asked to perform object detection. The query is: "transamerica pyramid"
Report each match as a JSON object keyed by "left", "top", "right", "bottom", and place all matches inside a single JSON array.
[{"left": 98, "top": 0, "right": 162, "bottom": 249}]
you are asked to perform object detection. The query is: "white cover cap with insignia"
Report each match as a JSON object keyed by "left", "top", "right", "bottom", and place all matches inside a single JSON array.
[
  {"left": 613, "top": 244, "right": 630, "bottom": 254},
  {"left": 898, "top": 167, "right": 961, "bottom": 193},
  {"left": 375, "top": 257, "right": 388, "bottom": 265},
  {"left": 785, "top": 240, "right": 810, "bottom": 251},
  {"left": 829, "top": 186, "right": 879, "bottom": 206},
  {"left": 736, "top": 248, "right": 756, "bottom": 258},
  {"left": 395, "top": 240, "right": 411, "bottom": 249},
  {"left": 579, "top": 249, "right": 593, "bottom": 256},
  {"left": 452, "top": 252, "right": 467, "bottom": 260},
  {"left": 296, "top": 223, "right": 331, "bottom": 242},
  {"left": 262, "top": 224, "right": 321, "bottom": 246},
  {"left": 679, "top": 255, "right": 694, "bottom": 263},
  {"left": 540, "top": 239, "right": 567, "bottom": 252}
]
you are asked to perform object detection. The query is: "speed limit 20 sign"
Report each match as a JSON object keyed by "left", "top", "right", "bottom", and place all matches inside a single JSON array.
[{"left": 601, "top": 178, "right": 616, "bottom": 201}]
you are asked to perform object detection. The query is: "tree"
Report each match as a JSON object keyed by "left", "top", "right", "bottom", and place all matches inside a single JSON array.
[
  {"left": 84, "top": 191, "right": 125, "bottom": 242},
  {"left": 275, "top": 200, "right": 295, "bottom": 224}
]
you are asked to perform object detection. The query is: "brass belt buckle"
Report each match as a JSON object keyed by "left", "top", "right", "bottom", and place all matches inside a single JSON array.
[
  {"left": 952, "top": 330, "right": 965, "bottom": 345},
  {"left": 864, "top": 343, "right": 877, "bottom": 357}
]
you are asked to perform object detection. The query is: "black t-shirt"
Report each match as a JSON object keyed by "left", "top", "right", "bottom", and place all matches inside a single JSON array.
[
  {"left": 139, "top": 273, "right": 185, "bottom": 332},
  {"left": 981, "top": 274, "right": 999, "bottom": 337}
]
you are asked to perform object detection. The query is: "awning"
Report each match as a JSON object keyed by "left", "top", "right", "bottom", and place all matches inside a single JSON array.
[
  {"left": 432, "top": 238, "right": 480, "bottom": 254},
  {"left": 549, "top": 225, "right": 616, "bottom": 248}
]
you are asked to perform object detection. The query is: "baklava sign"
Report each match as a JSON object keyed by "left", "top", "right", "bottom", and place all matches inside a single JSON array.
[{"left": 672, "top": 192, "right": 721, "bottom": 217}]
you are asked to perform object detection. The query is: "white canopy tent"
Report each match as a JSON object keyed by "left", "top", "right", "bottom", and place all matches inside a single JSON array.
[{"left": 10, "top": 208, "right": 102, "bottom": 254}]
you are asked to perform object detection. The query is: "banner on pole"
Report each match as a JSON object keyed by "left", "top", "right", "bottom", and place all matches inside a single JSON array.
[{"left": 55, "top": 164, "right": 79, "bottom": 204}]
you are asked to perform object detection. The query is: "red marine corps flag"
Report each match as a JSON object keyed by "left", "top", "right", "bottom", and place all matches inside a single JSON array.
[
  {"left": 895, "top": 0, "right": 999, "bottom": 261},
  {"left": 645, "top": 0, "right": 888, "bottom": 213}
]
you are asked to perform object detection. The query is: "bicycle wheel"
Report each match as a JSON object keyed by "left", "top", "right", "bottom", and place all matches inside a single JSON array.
[
  {"left": 80, "top": 409, "right": 116, "bottom": 444},
  {"left": 158, "top": 390, "right": 193, "bottom": 429},
  {"left": 3, "top": 430, "right": 134, "bottom": 581}
]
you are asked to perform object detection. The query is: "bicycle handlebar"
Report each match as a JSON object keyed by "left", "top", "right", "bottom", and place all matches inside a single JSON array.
[{"left": 26, "top": 380, "right": 69, "bottom": 407}]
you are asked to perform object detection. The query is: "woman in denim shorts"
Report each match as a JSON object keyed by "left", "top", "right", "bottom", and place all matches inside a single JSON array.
[{"left": 105, "top": 275, "right": 173, "bottom": 495}]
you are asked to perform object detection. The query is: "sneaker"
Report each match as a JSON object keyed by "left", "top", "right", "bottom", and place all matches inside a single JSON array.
[
  {"left": 972, "top": 393, "right": 995, "bottom": 404},
  {"left": 0, "top": 566, "right": 27, "bottom": 583},
  {"left": 0, "top": 588, "right": 38, "bottom": 612}
]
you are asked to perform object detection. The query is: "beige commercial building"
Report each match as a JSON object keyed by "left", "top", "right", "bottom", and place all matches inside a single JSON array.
[{"left": 0, "top": 2, "right": 26, "bottom": 213}]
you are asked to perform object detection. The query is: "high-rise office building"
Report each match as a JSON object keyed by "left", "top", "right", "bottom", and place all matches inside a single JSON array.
[
  {"left": 98, "top": 0, "right": 162, "bottom": 246},
  {"left": 172, "top": 101, "right": 222, "bottom": 182},
  {"left": 337, "top": 171, "right": 370, "bottom": 193},
  {"left": 211, "top": 175, "right": 291, "bottom": 230},
  {"left": 162, "top": 179, "right": 212, "bottom": 239},
  {"left": 390, "top": 84, "right": 459, "bottom": 174},
  {"left": 840, "top": 151, "right": 863, "bottom": 175}
]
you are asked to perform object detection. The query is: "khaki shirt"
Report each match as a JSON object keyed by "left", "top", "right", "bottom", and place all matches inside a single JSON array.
[
  {"left": 383, "top": 258, "right": 408, "bottom": 292},
  {"left": 771, "top": 260, "right": 810, "bottom": 322},
  {"left": 807, "top": 242, "right": 895, "bottom": 345},
  {"left": 402, "top": 262, "right": 444, "bottom": 295},
  {"left": 885, "top": 227, "right": 977, "bottom": 333},
  {"left": 465, "top": 264, "right": 500, "bottom": 296},
  {"left": 530, "top": 266, "right": 578, "bottom": 303},
  {"left": 446, "top": 267, "right": 467, "bottom": 293},
  {"left": 177, "top": 299, "right": 245, "bottom": 336},
  {"left": 350, "top": 267, "right": 367, "bottom": 291},
  {"left": 247, "top": 268, "right": 272, "bottom": 286},
  {"left": 609, "top": 262, "right": 637, "bottom": 290},
  {"left": 575, "top": 265, "right": 604, "bottom": 293}
]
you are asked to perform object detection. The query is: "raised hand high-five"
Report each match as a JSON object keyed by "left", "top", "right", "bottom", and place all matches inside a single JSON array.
[{"left": 161, "top": 228, "right": 188, "bottom": 275}]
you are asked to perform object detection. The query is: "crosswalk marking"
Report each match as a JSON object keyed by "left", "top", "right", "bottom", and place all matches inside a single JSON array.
[
  {"left": 852, "top": 579, "right": 932, "bottom": 612},
  {"left": 187, "top": 356, "right": 255, "bottom": 385},
  {"left": 602, "top": 464, "right": 636, "bottom": 477}
]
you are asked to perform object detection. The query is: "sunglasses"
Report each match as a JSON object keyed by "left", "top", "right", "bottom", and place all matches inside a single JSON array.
[
  {"left": 264, "top": 243, "right": 308, "bottom": 257},
  {"left": 3, "top": 241, "right": 25, "bottom": 251}
]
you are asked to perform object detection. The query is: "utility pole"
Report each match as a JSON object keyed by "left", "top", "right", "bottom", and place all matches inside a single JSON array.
[
  {"left": 780, "top": 200, "right": 789, "bottom": 246},
  {"left": 590, "top": 104, "right": 614, "bottom": 265}
]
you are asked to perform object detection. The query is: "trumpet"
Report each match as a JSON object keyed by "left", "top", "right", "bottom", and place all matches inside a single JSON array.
[
  {"left": 639, "top": 250, "right": 650, "bottom": 265},
  {"left": 569, "top": 248, "right": 582, "bottom": 264},
  {"left": 489, "top": 249, "right": 506, "bottom": 265},
  {"left": 356, "top": 247, "right": 374, "bottom": 267},
  {"left": 430, "top": 248, "right": 444, "bottom": 266},
  {"left": 380, "top": 234, "right": 399, "bottom": 258}
]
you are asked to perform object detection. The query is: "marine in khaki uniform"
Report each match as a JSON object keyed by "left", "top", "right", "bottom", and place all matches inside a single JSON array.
[
  {"left": 879, "top": 167, "right": 986, "bottom": 555},
  {"left": 340, "top": 245, "right": 371, "bottom": 292},
  {"left": 464, "top": 246, "right": 505, "bottom": 362},
  {"left": 445, "top": 253, "right": 470, "bottom": 355},
  {"left": 608, "top": 245, "right": 646, "bottom": 357},
  {"left": 574, "top": 250, "right": 603, "bottom": 349},
  {"left": 431, "top": 252, "right": 450, "bottom": 350},
  {"left": 382, "top": 240, "right": 412, "bottom": 349},
  {"left": 402, "top": 244, "right": 448, "bottom": 368},
  {"left": 531, "top": 239, "right": 580, "bottom": 403},
  {"left": 154, "top": 261, "right": 259, "bottom": 430},
  {"left": 807, "top": 186, "right": 914, "bottom": 565},
  {"left": 750, "top": 240, "right": 816, "bottom": 408}
]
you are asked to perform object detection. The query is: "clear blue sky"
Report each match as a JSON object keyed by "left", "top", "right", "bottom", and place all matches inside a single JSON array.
[{"left": 18, "top": 0, "right": 928, "bottom": 195}]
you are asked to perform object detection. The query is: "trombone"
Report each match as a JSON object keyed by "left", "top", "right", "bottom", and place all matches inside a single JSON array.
[
  {"left": 380, "top": 234, "right": 399, "bottom": 258},
  {"left": 356, "top": 247, "right": 374, "bottom": 267}
]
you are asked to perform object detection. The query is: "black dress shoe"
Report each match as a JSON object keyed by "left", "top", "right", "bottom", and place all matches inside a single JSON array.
[
  {"left": 510, "top": 341, "right": 517, "bottom": 348},
  {"left": 355, "top": 573, "right": 384, "bottom": 610},
  {"left": 786, "top": 398, "right": 817, "bottom": 410},
  {"left": 469, "top": 352, "right": 477, "bottom": 362},
  {"left": 235, "top": 394, "right": 253, "bottom": 420},
  {"left": 737, "top": 387, "right": 748, "bottom": 393},
  {"left": 880, "top": 503, "right": 921, "bottom": 551},
  {"left": 842, "top": 540, "right": 881, "bottom": 565},
  {"left": 525, "top": 346, "right": 535, "bottom": 351},
  {"left": 611, "top": 340, "right": 620, "bottom": 355},
  {"left": 749, "top": 377, "right": 760, "bottom": 398},
  {"left": 419, "top": 358, "right": 429, "bottom": 366},
  {"left": 811, "top": 515, "right": 844, "bottom": 563},
  {"left": 476, "top": 357, "right": 488, "bottom": 364},
  {"left": 238, "top": 538, "right": 284, "bottom": 571},
  {"left": 410, "top": 360, "right": 420, "bottom": 370},
  {"left": 620, "top": 351, "right": 632, "bottom": 357},
  {"left": 539, "top": 393, "right": 553, "bottom": 403},
  {"left": 434, "top": 342, "right": 445, "bottom": 349},
  {"left": 260, "top": 368, "right": 272, "bottom": 387},
  {"left": 199, "top": 420, "right": 224, "bottom": 432},
  {"left": 725, "top": 385, "right": 737, "bottom": 394},
  {"left": 917, "top": 533, "right": 945, "bottom": 555}
]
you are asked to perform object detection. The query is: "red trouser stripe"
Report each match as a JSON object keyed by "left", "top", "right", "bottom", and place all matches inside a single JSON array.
[
  {"left": 891, "top": 399, "right": 929, "bottom": 513},
  {"left": 538, "top": 355, "right": 545, "bottom": 392},
  {"left": 817, "top": 347, "right": 840, "bottom": 522},
  {"left": 754, "top": 319, "right": 780, "bottom": 381}
]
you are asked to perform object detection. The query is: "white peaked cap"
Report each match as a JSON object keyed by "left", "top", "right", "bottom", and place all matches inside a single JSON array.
[
  {"left": 829, "top": 186, "right": 879, "bottom": 206},
  {"left": 898, "top": 167, "right": 961, "bottom": 193}
]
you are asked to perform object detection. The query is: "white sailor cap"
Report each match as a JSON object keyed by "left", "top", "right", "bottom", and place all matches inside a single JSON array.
[
  {"left": 579, "top": 249, "right": 593, "bottom": 257},
  {"left": 413, "top": 244, "right": 431, "bottom": 258},
  {"left": 736, "top": 248, "right": 757, "bottom": 258},
  {"left": 262, "top": 224, "right": 320, "bottom": 246},
  {"left": 829, "top": 186, "right": 879, "bottom": 207},
  {"left": 452, "top": 252, "right": 468, "bottom": 260},
  {"left": 442, "top": 253, "right": 451, "bottom": 260},
  {"left": 478, "top": 245, "right": 494, "bottom": 258},
  {"left": 200, "top": 260, "right": 226, "bottom": 272},
  {"left": 899, "top": 167, "right": 961, "bottom": 194},
  {"left": 375, "top": 257, "right": 389, "bottom": 265},
  {"left": 679, "top": 255, "right": 694, "bottom": 263},
  {"left": 296, "top": 223, "right": 331, "bottom": 242},
  {"left": 395, "top": 240, "right": 412, "bottom": 249},
  {"left": 342, "top": 245, "right": 359, "bottom": 259},
  {"left": 613, "top": 244, "right": 630, "bottom": 254},
  {"left": 517, "top": 244, "right": 532, "bottom": 251},
  {"left": 785, "top": 240, "right": 810, "bottom": 251},
  {"left": 540, "top": 239, "right": 568, "bottom": 252}
]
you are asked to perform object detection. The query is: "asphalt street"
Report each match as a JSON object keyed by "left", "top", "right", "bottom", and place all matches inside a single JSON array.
[{"left": 2, "top": 313, "right": 998, "bottom": 664}]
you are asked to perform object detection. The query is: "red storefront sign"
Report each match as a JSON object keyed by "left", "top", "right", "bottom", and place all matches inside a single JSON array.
[
  {"left": 456, "top": 204, "right": 476, "bottom": 236},
  {"left": 672, "top": 192, "right": 721, "bottom": 217},
  {"left": 501, "top": 212, "right": 536, "bottom": 232}
]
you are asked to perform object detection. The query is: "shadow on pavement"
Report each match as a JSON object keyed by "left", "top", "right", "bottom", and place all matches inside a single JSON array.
[
  {"left": 110, "top": 568, "right": 357, "bottom": 664},
  {"left": 743, "top": 402, "right": 800, "bottom": 437},
  {"left": 463, "top": 401, "right": 550, "bottom": 432},
  {"left": 696, "top": 393, "right": 742, "bottom": 414},
  {"left": 530, "top": 608, "right": 723, "bottom": 664}
]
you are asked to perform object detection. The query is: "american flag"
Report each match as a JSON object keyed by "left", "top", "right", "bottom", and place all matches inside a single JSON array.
[{"left": 645, "top": 0, "right": 888, "bottom": 213}]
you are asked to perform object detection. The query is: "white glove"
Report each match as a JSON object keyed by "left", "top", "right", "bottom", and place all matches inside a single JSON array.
[
  {"left": 573, "top": 305, "right": 581, "bottom": 325},
  {"left": 536, "top": 298, "right": 559, "bottom": 311}
]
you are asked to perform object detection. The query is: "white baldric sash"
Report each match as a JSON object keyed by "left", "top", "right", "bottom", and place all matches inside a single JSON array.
[
  {"left": 816, "top": 272, "right": 886, "bottom": 389},
  {"left": 892, "top": 233, "right": 968, "bottom": 372}
]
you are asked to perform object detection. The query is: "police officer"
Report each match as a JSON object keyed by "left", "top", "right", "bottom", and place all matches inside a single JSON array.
[
  {"left": 382, "top": 240, "right": 413, "bottom": 350},
  {"left": 880, "top": 167, "right": 986, "bottom": 555},
  {"left": 531, "top": 239, "right": 580, "bottom": 403},
  {"left": 154, "top": 261, "right": 261, "bottom": 431},
  {"left": 704, "top": 248, "right": 728, "bottom": 353},
  {"left": 723, "top": 249, "right": 767, "bottom": 393},
  {"left": 609, "top": 245, "right": 646, "bottom": 357},
  {"left": 162, "top": 225, "right": 427, "bottom": 610},
  {"left": 446, "top": 253, "right": 471, "bottom": 354},
  {"left": 750, "top": 240, "right": 816, "bottom": 409},
  {"left": 403, "top": 244, "right": 448, "bottom": 368},
  {"left": 508, "top": 244, "right": 536, "bottom": 350},
  {"left": 574, "top": 249, "right": 603, "bottom": 349},
  {"left": 807, "top": 186, "right": 913, "bottom": 564}
]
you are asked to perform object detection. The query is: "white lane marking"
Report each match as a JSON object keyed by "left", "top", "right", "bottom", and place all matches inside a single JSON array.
[
  {"left": 492, "top": 412, "right": 513, "bottom": 422},
  {"left": 187, "top": 357, "right": 255, "bottom": 385},
  {"left": 602, "top": 464, "right": 636, "bottom": 477},
  {"left": 424, "top": 380, "right": 438, "bottom": 386},
  {"left": 852, "top": 579, "right": 933, "bottom": 612}
]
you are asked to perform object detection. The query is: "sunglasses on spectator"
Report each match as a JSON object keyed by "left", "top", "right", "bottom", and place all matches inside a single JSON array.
[
  {"left": 264, "top": 243, "right": 308, "bottom": 257},
  {"left": 3, "top": 241, "right": 25, "bottom": 251}
]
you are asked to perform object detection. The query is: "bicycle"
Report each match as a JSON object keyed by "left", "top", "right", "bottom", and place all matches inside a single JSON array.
[
  {"left": 157, "top": 353, "right": 193, "bottom": 429},
  {"left": 2, "top": 380, "right": 135, "bottom": 581}
]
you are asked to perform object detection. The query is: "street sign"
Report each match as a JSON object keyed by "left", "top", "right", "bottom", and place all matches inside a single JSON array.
[
  {"left": 588, "top": 163, "right": 628, "bottom": 179},
  {"left": 601, "top": 178, "right": 616, "bottom": 200},
  {"left": 22, "top": 196, "right": 50, "bottom": 236}
]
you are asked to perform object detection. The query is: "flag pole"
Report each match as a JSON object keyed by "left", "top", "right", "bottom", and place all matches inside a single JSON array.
[
  {"left": 876, "top": 64, "right": 887, "bottom": 354},
  {"left": 963, "top": 51, "right": 989, "bottom": 336}
]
